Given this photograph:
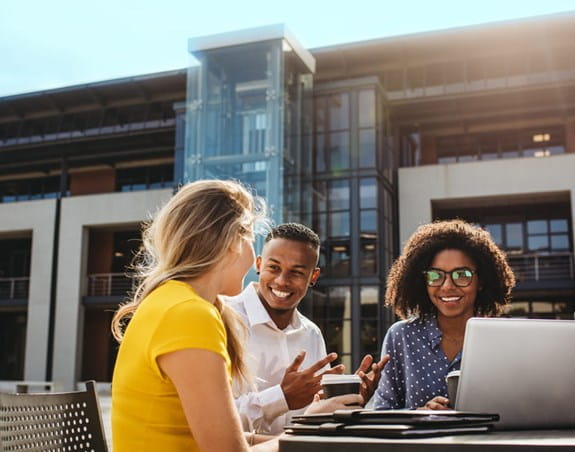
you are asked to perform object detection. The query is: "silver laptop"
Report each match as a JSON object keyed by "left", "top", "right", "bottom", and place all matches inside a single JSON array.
[{"left": 456, "top": 317, "right": 575, "bottom": 429}]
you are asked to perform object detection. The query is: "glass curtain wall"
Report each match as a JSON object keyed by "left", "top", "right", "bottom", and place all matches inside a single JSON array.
[
  {"left": 184, "top": 33, "right": 313, "bottom": 226},
  {"left": 309, "top": 78, "right": 396, "bottom": 369}
]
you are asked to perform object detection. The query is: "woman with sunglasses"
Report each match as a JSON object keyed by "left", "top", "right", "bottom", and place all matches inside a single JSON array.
[{"left": 373, "top": 219, "right": 515, "bottom": 410}]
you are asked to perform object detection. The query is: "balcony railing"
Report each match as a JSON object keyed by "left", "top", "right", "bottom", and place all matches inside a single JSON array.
[
  {"left": 507, "top": 252, "right": 574, "bottom": 283},
  {"left": 0, "top": 277, "right": 30, "bottom": 299},
  {"left": 87, "top": 273, "right": 135, "bottom": 297}
]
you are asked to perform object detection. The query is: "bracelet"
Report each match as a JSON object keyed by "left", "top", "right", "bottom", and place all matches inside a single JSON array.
[{"left": 249, "top": 429, "right": 256, "bottom": 446}]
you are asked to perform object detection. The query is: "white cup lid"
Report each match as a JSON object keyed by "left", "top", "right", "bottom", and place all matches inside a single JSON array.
[{"left": 321, "top": 374, "right": 361, "bottom": 384}]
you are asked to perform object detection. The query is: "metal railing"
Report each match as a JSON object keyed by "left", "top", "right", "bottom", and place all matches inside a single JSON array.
[
  {"left": 87, "top": 273, "right": 135, "bottom": 297},
  {"left": 0, "top": 277, "right": 30, "bottom": 299},
  {"left": 507, "top": 252, "right": 574, "bottom": 282},
  {"left": 5, "top": 253, "right": 574, "bottom": 301}
]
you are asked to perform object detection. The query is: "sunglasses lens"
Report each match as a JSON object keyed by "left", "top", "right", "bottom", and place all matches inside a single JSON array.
[
  {"left": 425, "top": 270, "right": 443, "bottom": 286},
  {"left": 452, "top": 269, "right": 473, "bottom": 286}
]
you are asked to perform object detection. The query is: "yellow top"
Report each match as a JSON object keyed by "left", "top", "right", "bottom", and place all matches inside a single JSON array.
[{"left": 111, "top": 280, "right": 231, "bottom": 452}]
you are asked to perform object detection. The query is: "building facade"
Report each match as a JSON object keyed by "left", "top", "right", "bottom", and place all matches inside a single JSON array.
[{"left": 1, "top": 13, "right": 574, "bottom": 388}]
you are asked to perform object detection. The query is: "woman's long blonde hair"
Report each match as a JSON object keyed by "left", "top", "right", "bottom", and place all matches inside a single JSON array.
[{"left": 111, "top": 179, "right": 264, "bottom": 385}]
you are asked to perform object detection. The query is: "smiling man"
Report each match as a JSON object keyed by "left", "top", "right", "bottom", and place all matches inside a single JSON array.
[{"left": 226, "top": 223, "right": 387, "bottom": 435}]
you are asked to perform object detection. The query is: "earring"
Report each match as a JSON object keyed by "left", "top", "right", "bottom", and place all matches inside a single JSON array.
[{"left": 309, "top": 282, "right": 315, "bottom": 287}]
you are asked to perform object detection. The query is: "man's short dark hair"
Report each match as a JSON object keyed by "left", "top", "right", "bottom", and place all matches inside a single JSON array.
[{"left": 265, "top": 223, "right": 320, "bottom": 250}]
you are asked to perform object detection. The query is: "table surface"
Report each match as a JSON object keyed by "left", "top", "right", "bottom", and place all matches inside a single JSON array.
[{"left": 279, "top": 429, "right": 575, "bottom": 452}]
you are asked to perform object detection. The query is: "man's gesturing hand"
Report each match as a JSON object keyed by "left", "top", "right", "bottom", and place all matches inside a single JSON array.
[{"left": 280, "top": 351, "right": 344, "bottom": 410}]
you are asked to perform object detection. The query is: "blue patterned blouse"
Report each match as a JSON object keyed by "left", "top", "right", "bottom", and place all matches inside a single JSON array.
[{"left": 373, "top": 315, "right": 461, "bottom": 410}]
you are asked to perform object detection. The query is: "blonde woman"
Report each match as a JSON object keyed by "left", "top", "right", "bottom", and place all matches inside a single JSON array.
[{"left": 111, "top": 180, "right": 360, "bottom": 452}]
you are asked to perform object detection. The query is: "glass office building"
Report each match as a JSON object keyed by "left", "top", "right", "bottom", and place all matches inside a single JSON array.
[
  {"left": 183, "top": 26, "right": 397, "bottom": 369},
  {"left": 1, "top": 13, "right": 574, "bottom": 387}
]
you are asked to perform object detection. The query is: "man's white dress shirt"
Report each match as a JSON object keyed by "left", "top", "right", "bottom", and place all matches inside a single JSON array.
[{"left": 225, "top": 282, "right": 328, "bottom": 435}]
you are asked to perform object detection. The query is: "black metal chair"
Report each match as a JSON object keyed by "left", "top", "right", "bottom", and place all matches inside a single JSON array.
[{"left": 0, "top": 380, "right": 108, "bottom": 452}]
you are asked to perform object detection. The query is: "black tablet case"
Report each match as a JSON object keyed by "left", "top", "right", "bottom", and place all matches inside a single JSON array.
[{"left": 286, "top": 409, "right": 499, "bottom": 439}]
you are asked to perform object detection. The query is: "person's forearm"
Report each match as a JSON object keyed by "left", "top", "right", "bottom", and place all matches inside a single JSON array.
[
  {"left": 245, "top": 432, "right": 276, "bottom": 445},
  {"left": 250, "top": 436, "right": 279, "bottom": 452},
  {"left": 235, "top": 385, "right": 289, "bottom": 432}
]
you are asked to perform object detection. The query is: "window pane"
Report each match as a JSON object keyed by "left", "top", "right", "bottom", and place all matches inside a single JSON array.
[
  {"left": 329, "top": 212, "right": 350, "bottom": 237},
  {"left": 360, "top": 286, "right": 379, "bottom": 357},
  {"left": 550, "top": 219, "right": 568, "bottom": 233},
  {"left": 531, "top": 302, "right": 555, "bottom": 313},
  {"left": 360, "top": 319, "right": 379, "bottom": 358},
  {"left": 551, "top": 234, "right": 569, "bottom": 250},
  {"left": 504, "top": 301, "right": 530, "bottom": 317},
  {"left": 328, "top": 131, "right": 350, "bottom": 170},
  {"left": 481, "top": 151, "right": 498, "bottom": 160},
  {"left": 360, "top": 286, "right": 378, "bottom": 307},
  {"left": 360, "top": 178, "right": 377, "bottom": 209},
  {"left": 522, "top": 146, "right": 548, "bottom": 158},
  {"left": 438, "top": 156, "right": 457, "bottom": 164},
  {"left": 360, "top": 236, "right": 377, "bottom": 275},
  {"left": 328, "top": 286, "right": 352, "bottom": 318},
  {"left": 358, "top": 89, "right": 375, "bottom": 128},
  {"left": 329, "top": 93, "right": 349, "bottom": 131},
  {"left": 359, "top": 129, "right": 376, "bottom": 168},
  {"left": 311, "top": 289, "right": 328, "bottom": 320},
  {"left": 485, "top": 224, "right": 502, "bottom": 246},
  {"left": 548, "top": 145, "right": 565, "bottom": 155},
  {"left": 329, "top": 243, "right": 351, "bottom": 277},
  {"left": 313, "top": 182, "right": 327, "bottom": 212},
  {"left": 506, "top": 223, "right": 523, "bottom": 249},
  {"left": 315, "top": 212, "right": 327, "bottom": 238},
  {"left": 528, "top": 235, "right": 549, "bottom": 251},
  {"left": 527, "top": 220, "right": 548, "bottom": 234},
  {"left": 361, "top": 210, "right": 377, "bottom": 233},
  {"left": 325, "top": 321, "right": 346, "bottom": 364},
  {"left": 328, "top": 179, "right": 350, "bottom": 210},
  {"left": 315, "top": 96, "right": 326, "bottom": 133},
  {"left": 502, "top": 150, "right": 519, "bottom": 159}
]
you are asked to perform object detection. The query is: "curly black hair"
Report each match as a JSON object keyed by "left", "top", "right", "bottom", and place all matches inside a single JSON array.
[
  {"left": 386, "top": 219, "right": 515, "bottom": 319},
  {"left": 265, "top": 222, "right": 320, "bottom": 250}
]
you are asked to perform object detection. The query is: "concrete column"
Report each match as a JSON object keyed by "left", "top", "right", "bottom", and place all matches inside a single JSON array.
[{"left": 51, "top": 189, "right": 172, "bottom": 390}]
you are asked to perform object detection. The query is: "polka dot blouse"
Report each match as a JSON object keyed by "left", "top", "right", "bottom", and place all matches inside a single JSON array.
[{"left": 373, "top": 315, "right": 461, "bottom": 410}]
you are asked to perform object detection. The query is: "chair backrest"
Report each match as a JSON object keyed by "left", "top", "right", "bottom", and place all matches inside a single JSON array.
[{"left": 0, "top": 380, "right": 108, "bottom": 452}]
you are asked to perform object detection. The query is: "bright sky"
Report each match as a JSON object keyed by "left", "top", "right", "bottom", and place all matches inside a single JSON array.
[{"left": 1, "top": 1, "right": 574, "bottom": 97}]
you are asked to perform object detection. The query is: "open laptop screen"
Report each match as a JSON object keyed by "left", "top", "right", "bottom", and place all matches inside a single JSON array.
[{"left": 456, "top": 317, "right": 575, "bottom": 429}]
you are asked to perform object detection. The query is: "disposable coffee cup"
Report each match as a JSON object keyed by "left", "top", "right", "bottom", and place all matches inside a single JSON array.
[
  {"left": 446, "top": 370, "right": 461, "bottom": 408},
  {"left": 321, "top": 374, "right": 361, "bottom": 398}
]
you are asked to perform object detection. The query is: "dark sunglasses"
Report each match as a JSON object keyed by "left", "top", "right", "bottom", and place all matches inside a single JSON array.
[{"left": 422, "top": 267, "right": 476, "bottom": 287}]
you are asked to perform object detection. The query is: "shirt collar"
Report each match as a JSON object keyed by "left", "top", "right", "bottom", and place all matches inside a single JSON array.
[
  {"left": 420, "top": 315, "right": 463, "bottom": 365},
  {"left": 422, "top": 314, "right": 443, "bottom": 349},
  {"left": 242, "top": 282, "right": 301, "bottom": 330}
]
